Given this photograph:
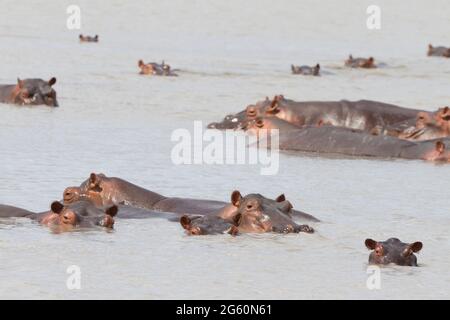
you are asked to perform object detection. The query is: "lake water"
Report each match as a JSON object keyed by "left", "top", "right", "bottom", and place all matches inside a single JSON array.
[{"left": 0, "top": 0, "right": 449, "bottom": 299}]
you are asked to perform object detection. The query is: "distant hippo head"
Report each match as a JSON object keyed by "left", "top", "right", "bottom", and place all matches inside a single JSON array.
[
  {"left": 63, "top": 173, "right": 120, "bottom": 207},
  {"left": 12, "top": 78, "right": 58, "bottom": 107},
  {"left": 138, "top": 60, "right": 155, "bottom": 75},
  {"left": 365, "top": 238, "right": 423, "bottom": 266},
  {"left": 43, "top": 201, "right": 118, "bottom": 232},
  {"left": 230, "top": 191, "right": 313, "bottom": 234},
  {"left": 79, "top": 34, "right": 99, "bottom": 42},
  {"left": 180, "top": 215, "right": 238, "bottom": 236}
]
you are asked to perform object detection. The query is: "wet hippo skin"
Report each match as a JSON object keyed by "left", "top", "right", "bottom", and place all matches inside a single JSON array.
[{"left": 0, "top": 78, "right": 58, "bottom": 107}]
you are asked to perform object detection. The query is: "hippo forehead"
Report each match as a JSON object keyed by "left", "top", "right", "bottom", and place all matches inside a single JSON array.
[{"left": 22, "top": 79, "right": 53, "bottom": 94}]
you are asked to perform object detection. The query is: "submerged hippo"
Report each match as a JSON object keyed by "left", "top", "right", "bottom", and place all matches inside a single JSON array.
[
  {"left": 427, "top": 44, "right": 450, "bottom": 57},
  {"left": 0, "top": 201, "right": 117, "bottom": 232},
  {"left": 180, "top": 191, "right": 315, "bottom": 236},
  {"left": 79, "top": 34, "right": 99, "bottom": 42},
  {"left": 0, "top": 78, "right": 58, "bottom": 107},
  {"left": 64, "top": 173, "right": 319, "bottom": 221},
  {"left": 365, "top": 238, "right": 423, "bottom": 266},
  {"left": 345, "top": 55, "right": 376, "bottom": 68},
  {"left": 276, "top": 126, "right": 450, "bottom": 162},
  {"left": 138, "top": 60, "right": 178, "bottom": 76},
  {"left": 208, "top": 95, "right": 423, "bottom": 132},
  {"left": 291, "top": 64, "right": 320, "bottom": 76}
]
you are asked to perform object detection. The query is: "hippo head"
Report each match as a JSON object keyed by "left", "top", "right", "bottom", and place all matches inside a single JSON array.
[
  {"left": 365, "top": 238, "right": 423, "bottom": 266},
  {"left": 63, "top": 173, "right": 117, "bottom": 207},
  {"left": 313, "top": 64, "right": 320, "bottom": 76},
  {"left": 206, "top": 97, "right": 274, "bottom": 130},
  {"left": 12, "top": 78, "right": 58, "bottom": 107},
  {"left": 45, "top": 201, "right": 118, "bottom": 232},
  {"left": 180, "top": 215, "right": 238, "bottom": 236},
  {"left": 138, "top": 60, "right": 153, "bottom": 75},
  {"left": 230, "top": 191, "right": 313, "bottom": 234}
]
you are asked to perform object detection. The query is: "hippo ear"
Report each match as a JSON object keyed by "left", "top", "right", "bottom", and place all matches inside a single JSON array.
[
  {"left": 266, "top": 96, "right": 279, "bottom": 114},
  {"left": 275, "top": 194, "right": 286, "bottom": 202},
  {"left": 51, "top": 201, "right": 65, "bottom": 214},
  {"left": 89, "top": 173, "right": 99, "bottom": 184},
  {"left": 17, "top": 78, "right": 24, "bottom": 89},
  {"left": 402, "top": 242, "right": 423, "bottom": 257},
  {"left": 365, "top": 239, "right": 377, "bottom": 250},
  {"left": 428, "top": 44, "right": 433, "bottom": 50},
  {"left": 316, "top": 64, "right": 320, "bottom": 69},
  {"left": 435, "top": 141, "right": 445, "bottom": 153},
  {"left": 231, "top": 190, "right": 242, "bottom": 207},
  {"left": 228, "top": 225, "right": 239, "bottom": 236},
  {"left": 138, "top": 60, "right": 144, "bottom": 67},
  {"left": 232, "top": 213, "right": 242, "bottom": 226},
  {"left": 105, "top": 205, "right": 118, "bottom": 217},
  {"left": 79, "top": 34, "right": 83, "bottom": 38},
  {"left": 180, "top": 215, "right": 191, "bottom": 230},
  {"left": 48, "top": 77, "right": 56, "bottom": 86}
]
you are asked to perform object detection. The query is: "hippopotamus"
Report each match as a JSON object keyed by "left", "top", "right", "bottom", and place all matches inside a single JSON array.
[
  {"left": 138, "top": 60, "right": 178, "bottom": 76},
  {"left": 63, "top": 173, "right": 319, "bottom": 221},
  {"left": 291, "top": 64, "right": 320, "bottom": 76},
  {"left": 180, "top": 191, "right": 315, "bottom": 236},
  {"left": 274, "top": 125, "right": 450, "bottom": 162},
  {"left": 365, "top": 238, "right": 423, "bottom": 266},
  {"left": 0, "top": 201, "right": 118, "bottom": 232},
  {"left": 0, "top": 78, "right": 58, "bottom": 107},
  {"left": 79, "top": 34, "right": 99, "bottom": 42},
  {"left": 345, "top": 55, "right": 376, "bottom": 68},
  {"left": 427, "top": 44, "right": 450, "bottom": 57},
  {"left": 208, "top": 96, "right": 423, "bottom": 132}
]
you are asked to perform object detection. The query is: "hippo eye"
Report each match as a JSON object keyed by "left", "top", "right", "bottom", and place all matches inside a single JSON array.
[{"left": 246, "top": 204, "right": 253, "bottom": 210}]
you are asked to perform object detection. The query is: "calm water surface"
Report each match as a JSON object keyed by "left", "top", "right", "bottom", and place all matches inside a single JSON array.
[{"left": 0, "top": 0, "right": 449, "bottom": 299}]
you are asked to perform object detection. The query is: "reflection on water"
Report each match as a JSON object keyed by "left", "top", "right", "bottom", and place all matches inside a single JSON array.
[{"left": 1, "top": 0, "right": 450, "bottom": 299}]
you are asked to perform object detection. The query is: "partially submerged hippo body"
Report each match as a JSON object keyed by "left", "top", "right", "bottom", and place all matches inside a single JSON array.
[
  {"left": 345, "top": 55, "right": 376, "bottom": 68},
  {"left": 180, "top": 191, "right": 315, "bottom": 236},
  {"left": 274, "top": 125, "right": 450, "bottom": 161},
  {"left": 138, "top": 60, "right": 178, "bottom": 76},
  {"left": 0, "top": 78, "right": 58, "bottom": 107},
  {"left": 79, "top": 34, "right": 99, "bottom": 42},
  {"left": 64, "top": 173, "right": 319, "bottom": 222},
  {"left": 427, "top": 44, "right": 450, "bottom": 57},
  {"left": 208, "top": 96, "right": 423, "bottom": 132},
  {"left": 365, "top": 238, "right": 423, "bottom": 266},
  {"left": 0, "top": 201, "right": 117, "bottom": 232},
  {"left": 291, "top": 64, "right": 320, "bottom": 76}
]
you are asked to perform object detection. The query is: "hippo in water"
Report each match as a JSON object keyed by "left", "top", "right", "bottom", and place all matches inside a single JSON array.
[
  {"left": 79, "top": 34, "right": 99, "bottom": 42},
  {"left": 0, "top": 78, "right": 58, "bottom": 107},
  {"left": 247, "top": 117, "right": 450, "bottom": 162},
  {"left": 427, "top": 44, "right": 450, "bottom": 57},
  {"left": 180, "top": 191, "right": 315, "bottom": 235},
  {"left": 365, "top": 238, "right": 423, "bottom": 266},
  {"left": 291, "top": 64, "right": 320, "bottom": 76},
  {"left": 138, "top": 60, "right": 178, "bottom": 76},
  {"left": 0, "top": 201, "right": 118, "bottom": 232},
  {"left": 63, "top": 173, "right": 319, "bottom": 221},
  {"left": 208, "top": 95, "right": 424, "bottom": 132},
  {"left": 345, "top": 55, "right": 376, "bottom": 68}
]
